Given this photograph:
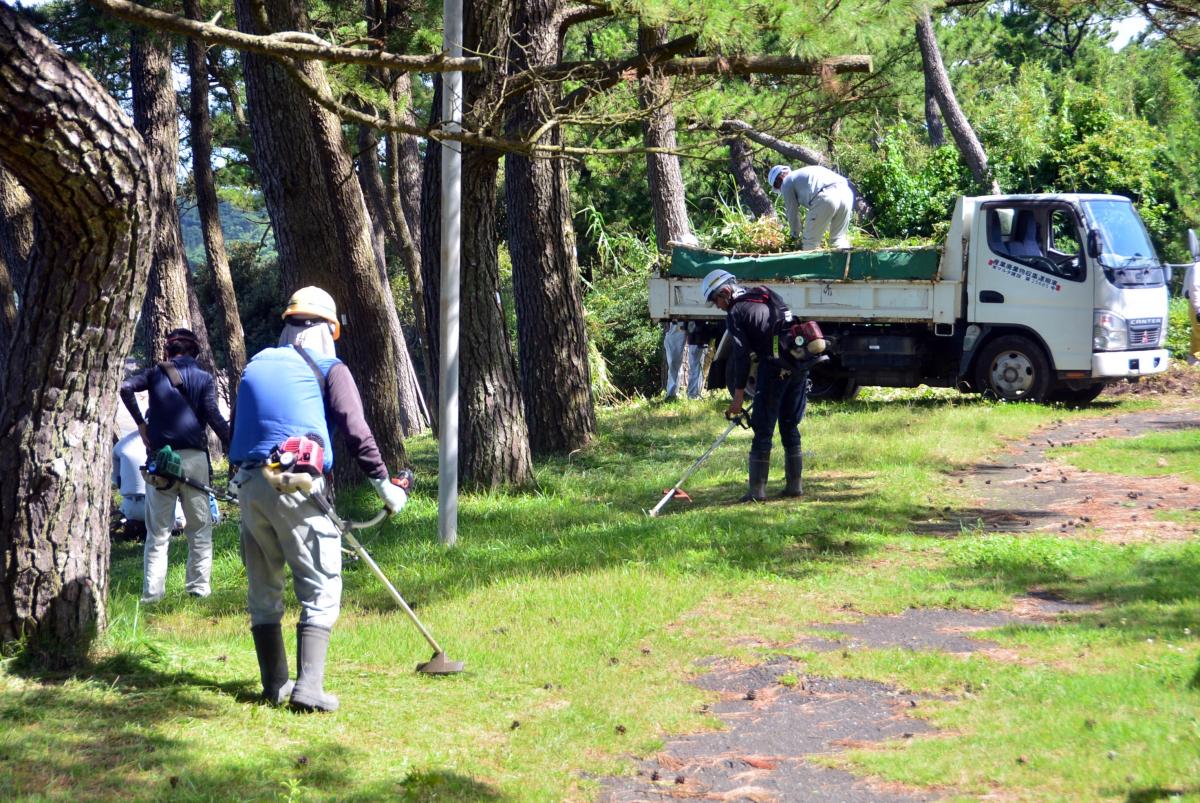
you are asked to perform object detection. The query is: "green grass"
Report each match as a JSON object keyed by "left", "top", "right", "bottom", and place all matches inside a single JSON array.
[
  {"left": 1060, "top": 428, "right": 1200, "bottom": 482},
  {"left": 3, "top": 392, "right": 1199, "bottom": 801}
]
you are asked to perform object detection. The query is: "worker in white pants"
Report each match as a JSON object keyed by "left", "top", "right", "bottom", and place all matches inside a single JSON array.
[
  {"left": 663, "top": 321, "right": 687, "bottom": 400},
  {"left": 769, "top": 164, "right": 855, "bottom": 250},
  {"left": 143, "top": 448, "right": 214, "bottom": 600}
]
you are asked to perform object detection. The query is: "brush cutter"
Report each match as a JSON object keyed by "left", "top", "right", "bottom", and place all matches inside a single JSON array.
[
  {"left": 305, "top": 489, "right": 465, "bottom": 676},
  {"left": 144, "top": 445, "right": 239, "bottom": 503},
  {"left": 648, "top": 404, "right": 753, "bottom": 518}
]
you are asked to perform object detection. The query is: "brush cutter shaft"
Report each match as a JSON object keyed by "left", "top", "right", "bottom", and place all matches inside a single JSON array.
[
  {"left": 340, "top": 529, "right": 445, "bottom": 655},
  {"left": 307, "top": 492, "right": 444, "bottom": 655},
  {"left": 649, "top": 419, "right": 740, "bottom": 517}
]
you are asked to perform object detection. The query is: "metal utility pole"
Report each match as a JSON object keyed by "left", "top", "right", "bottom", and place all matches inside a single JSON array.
[{"left": 437, "top": 0, "right": 463, "bottom": 546}]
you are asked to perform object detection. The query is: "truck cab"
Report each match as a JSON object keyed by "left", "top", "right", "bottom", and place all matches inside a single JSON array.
[
  {"left": 648, "top": 193, "right": 1170, "bottom": 403},
  {"left": 962, "top": 194, "right": 1168, "bottom": 401}
]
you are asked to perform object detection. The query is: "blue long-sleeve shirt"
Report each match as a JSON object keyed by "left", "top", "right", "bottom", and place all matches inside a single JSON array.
[{"left": 120, "top": 356, "right": 230, "bottom": 452}]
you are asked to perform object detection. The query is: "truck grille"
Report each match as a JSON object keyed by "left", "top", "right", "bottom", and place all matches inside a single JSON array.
[{"left": 1128, "top": 318, "right": 1162, "bottom": 349}]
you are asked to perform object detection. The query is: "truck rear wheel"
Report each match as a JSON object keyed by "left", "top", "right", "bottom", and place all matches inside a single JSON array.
[
  {"left": 808, "top": 363, "right": 859, "bottom": 401},
  {"left": 974, "top": 335, "right": 1052, "bottom": 402}
]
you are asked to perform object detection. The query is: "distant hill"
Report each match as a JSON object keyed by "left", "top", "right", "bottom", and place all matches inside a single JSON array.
[{"left": 179, "top": 200, "right": 271, "bottom": 265}]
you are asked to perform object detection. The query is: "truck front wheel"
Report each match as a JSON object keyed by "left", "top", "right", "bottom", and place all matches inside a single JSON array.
[
  {"left": 974, "top": 335, "right": 1052, "bottom": 402},
  {"left": 1047, "top": 382, "right": 1105, "bottom": 405}
]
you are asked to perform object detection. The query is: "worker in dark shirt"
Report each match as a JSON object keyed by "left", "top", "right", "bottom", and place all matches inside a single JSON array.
[
  {"left": 700, "top": 269, "right": 809, "bottom": 502},
  {"left": 119, "top": 328, "right": 230, "bottom": 603},
  {"left": 229, "top": 286, "right": 411, "bottom": 713}
]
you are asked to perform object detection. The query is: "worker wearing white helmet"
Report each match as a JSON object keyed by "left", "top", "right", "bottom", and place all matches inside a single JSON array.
[
  {"left": 768, "top": 164, "right": 854, "bottom": 250},
  {"left": 702, "top": 268, "right": 811, "bottom": 502},
  {"left": 229, "top": 286, "right": 413, "bottom": 712}
]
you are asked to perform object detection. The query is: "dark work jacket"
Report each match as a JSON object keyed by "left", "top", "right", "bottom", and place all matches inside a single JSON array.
[
  {"left": 725, "top": 290, "right": 776, "bottom": 392},
  {"left": 120, "top": 356, "right": 230, "bottom": 453}
]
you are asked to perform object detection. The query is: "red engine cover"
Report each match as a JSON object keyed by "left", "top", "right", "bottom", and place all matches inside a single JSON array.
[{"left": 279, "top": 435, "right": 325, "bottom": 476}]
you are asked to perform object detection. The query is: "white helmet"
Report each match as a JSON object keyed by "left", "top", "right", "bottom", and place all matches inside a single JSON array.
[
  {"left": 767, "top": 164, "right": 790, "bottom": 193},
  {"left": 700, "top": 269, "right": 737, "bottom": 305}
]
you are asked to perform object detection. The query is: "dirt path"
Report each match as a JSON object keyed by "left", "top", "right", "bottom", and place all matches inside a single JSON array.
[
  {"left": 600, "top": 400, "right": 1199, "bottom": 802},
  {"left": 939, "top": 405, "right": 1200, "bottom": 542}
]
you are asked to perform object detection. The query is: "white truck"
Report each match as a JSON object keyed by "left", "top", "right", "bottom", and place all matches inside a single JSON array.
[{"left": 649, "top": 194, "right": 1171, "bottom": 403}]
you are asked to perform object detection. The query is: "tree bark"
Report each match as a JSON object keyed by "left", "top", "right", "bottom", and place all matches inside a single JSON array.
[
  {"left": 726, "top": 135, "right": 776, "bottom": 219},
  {"left": 719, "top": 119, "right": 828, "bottom": 167},
  {"left": 504, "top": 0, "right": 595, "bottom": 455},
  {"left": 235, "top": 0, "right": 409, "bottom": 483},
  {"left": 356, "top": 124, "right": 428, "bottom": 435},
  {"left": 185, "top": 0, "right": 247, "bottom": 403},
  {"left": 0, "top": 167, "right": 33, "bottom": 376},
  {"left": 915, "top": 11, "right": 1000, "bottom": 193},
  {"left": 387, "top": 74, "right": 422, "bottom": 243},
  {"left": 0, "top": 4, "right": 153, "bottom": 661},
  {"left": 131, "top": 27, "right": 193, "bottom": 362},
  {"left": 638, "top": 24, "right": 693, "bottom": 253},
  {"left": 420, "top": 0, "right": 534, "bottom": 488},
  {"left": 924, "top": 77, "right": 946, "bottom": 148}
]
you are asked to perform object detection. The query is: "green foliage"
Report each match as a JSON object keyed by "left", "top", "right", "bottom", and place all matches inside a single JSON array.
[
  {"left": 703, "top": 192, "right": 787, "bottom": 252},
  {"left": 193, "top": 241, "right": 283, "bottom": 370},
  {"left": 578, "top": 208, "right": 663, "bottom": 395},
  {"left": 853, "top": 131, "right": 969, "bottom": 239},
  {"left": 1167, "top": 295, "right": 1192, "bottom": 359}
]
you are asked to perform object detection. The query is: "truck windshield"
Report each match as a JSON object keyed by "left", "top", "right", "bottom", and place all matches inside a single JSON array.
[{"left": 1081, "top": 200, "right": 1165, "bottom": 288}]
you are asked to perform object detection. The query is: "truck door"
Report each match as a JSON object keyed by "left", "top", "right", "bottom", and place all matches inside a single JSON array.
[{"left": 968, "top": 202, "right": 1092, "bottom": 371}]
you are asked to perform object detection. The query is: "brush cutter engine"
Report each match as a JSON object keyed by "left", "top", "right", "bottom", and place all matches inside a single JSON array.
[
  {"left": 143, "top": 445, "right": 184, "bottom": 490},
  {"left": 263, "top": 434, "right": 326, "bottom": 494}
]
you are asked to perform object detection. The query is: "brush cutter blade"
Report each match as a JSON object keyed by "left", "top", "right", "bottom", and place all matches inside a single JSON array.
[{"left": 416, "top": 651, "right": 464, "bottom": 675}]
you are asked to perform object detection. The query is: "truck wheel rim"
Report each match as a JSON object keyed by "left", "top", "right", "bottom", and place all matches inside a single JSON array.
[{"left": 990, "top": 351, "right": 1035, "bottom": 397}]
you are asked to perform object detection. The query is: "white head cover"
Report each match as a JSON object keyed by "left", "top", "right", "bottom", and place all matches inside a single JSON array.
[
  {"left": 767, "top": 164, "right": 790, "bottom": 193},
  {"left": 279, "top": 321, "right": 337, "bottom": 358}
]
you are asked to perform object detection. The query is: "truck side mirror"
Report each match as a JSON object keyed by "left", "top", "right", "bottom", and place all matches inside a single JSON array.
[
  {"left": 1087, "top": 229, "right": 1102, "bottom": 259},
  {"left": 1189, "top": 228, "right": 1199, "bottom": 261}
]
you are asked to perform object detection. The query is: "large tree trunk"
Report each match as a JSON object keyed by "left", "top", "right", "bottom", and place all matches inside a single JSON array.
[
  {"left": 356, "top": 125, "right": 428, "bottom": 435},
  {"left": 726, "top": 136, "right": 776, "bottom": 219},
  {"left": 388, "top": 74, "right": 423, "bottom": 244},
  {"left": 0, "top": 167, "right": 33, "bottom": 376},
  {"left": 638, "top": 24, "right": 693, "bottom": 252},
  {"left": 235, "top": 0, "right": 409, "bottom": 482},
  {"left": 384, "top": 76, "right": 435, "bottom": 409},
  {"left": 420, "top": 0, "right": 533, "bottom": 488},
  {"left": 131, "top": 28, "right": 192, "bottom": 362},
  {"left": 0, "top": 5, "right": 153, "bottom": 662},
  {"left": 184, "top": 0, "right": 247, "bottom": 402},
  {"left": 915, "top": 11, "right": 1000, "bottom": 193},
  {"left": 924, "top": 77, "right": 946, "bottom": 148},
  {"left": 504, "top": 0, "right": 595, "bottom": 455}
]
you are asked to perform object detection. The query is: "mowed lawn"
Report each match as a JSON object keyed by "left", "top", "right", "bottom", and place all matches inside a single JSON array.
[{"left": 2, "top": 390, "right": 1198, "bottom": 801}]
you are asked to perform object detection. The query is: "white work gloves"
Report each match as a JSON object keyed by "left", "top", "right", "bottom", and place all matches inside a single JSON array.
[{"left": 370, "top": 475, "right": 410, "bottom": 514}]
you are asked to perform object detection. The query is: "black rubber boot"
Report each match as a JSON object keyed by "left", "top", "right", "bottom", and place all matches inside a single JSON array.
[
  {"left": 290, "top": 623, "right": 339, "bottom": 713},
  {"left": 740, "top": 453, "right": 770, "bottom": 502},
  {"left": 251, "top": 624, "right": 294, "bottom": 705},
  {"left": 782, "top": 448, "right": 803, "bottom": 497}
]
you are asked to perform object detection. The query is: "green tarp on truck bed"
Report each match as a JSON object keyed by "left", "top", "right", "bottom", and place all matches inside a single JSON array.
[{"left": 668, "top": 244, "right": 942, "bottom": 281}]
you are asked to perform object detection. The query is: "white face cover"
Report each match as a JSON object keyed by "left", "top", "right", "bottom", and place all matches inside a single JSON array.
[{"left": 278, "top": 321, "right": 337, "bottom": 357}]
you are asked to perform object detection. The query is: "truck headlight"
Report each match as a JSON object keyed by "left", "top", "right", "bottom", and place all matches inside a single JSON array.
[{"left": 1093, "top": 310, "right": 1128, "bottom": 351}]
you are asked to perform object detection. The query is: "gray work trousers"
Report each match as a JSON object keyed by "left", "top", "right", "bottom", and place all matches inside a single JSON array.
[
  {"left": 235, "top": 467, "right": 342, "bottom": 629},
  {"left": 143, "top": 448, "right": 213, "bottom": 600}
]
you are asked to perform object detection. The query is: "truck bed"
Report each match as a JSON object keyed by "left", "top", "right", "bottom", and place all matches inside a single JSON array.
[{"left": 651, "top": 244, "right": 961, "bottom": 324}]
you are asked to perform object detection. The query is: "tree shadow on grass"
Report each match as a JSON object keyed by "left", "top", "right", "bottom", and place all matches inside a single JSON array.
[{"left": 2, "top": 645, "right": 508, "bottom": 800}]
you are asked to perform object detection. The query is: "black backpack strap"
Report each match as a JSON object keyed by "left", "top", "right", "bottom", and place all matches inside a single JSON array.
[
  {"left": 292, "top": 345, "right": 328, "bottom": 406},
  {"left": 159, "top": 360, "right": 203, "bottom": 422}
]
